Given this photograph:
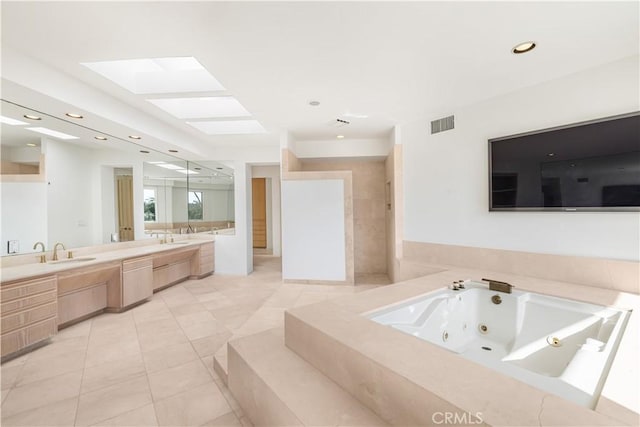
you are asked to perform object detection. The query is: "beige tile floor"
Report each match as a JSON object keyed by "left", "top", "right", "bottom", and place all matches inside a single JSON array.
[{"left": 1, "top": 255, "right": 385, "bottom": 426}]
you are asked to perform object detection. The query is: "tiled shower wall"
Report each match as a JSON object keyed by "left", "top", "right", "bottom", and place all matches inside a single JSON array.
[{"left": 301, "top": 160, "right": 386, "bottom": 275}]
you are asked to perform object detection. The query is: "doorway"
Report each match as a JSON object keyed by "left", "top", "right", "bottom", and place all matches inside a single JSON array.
[
  {"left": 252, "top": 177, "right": 267, "bottom": 248},
  {"left": 116, "top": 171, "right": 134, "bottom": 241}
]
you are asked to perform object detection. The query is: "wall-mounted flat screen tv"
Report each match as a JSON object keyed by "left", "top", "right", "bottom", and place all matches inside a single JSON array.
[{"left": 489, "top": 112, "right": 640, "bottom": 211}]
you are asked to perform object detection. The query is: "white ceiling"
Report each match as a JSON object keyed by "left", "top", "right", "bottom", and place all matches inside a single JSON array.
[{"left": 1, "top": 1, "right": 638, "bottom": 158}]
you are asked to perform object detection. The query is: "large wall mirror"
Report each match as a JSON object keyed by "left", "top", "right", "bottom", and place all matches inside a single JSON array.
[
  {"left": 142, "top": 161, "right": 235, "bottom": 238},
  {"left": 1, "top": 99, "right": 235, "bottom": 257}
]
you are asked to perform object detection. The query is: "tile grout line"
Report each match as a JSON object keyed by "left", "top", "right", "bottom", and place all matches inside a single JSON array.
[
  {"left": 181, "top": 279, "right": 249, "bottom": 423},
  {"left": 131, "top": 299, "right": 161, "bottom": 427},
  {"left": 73, "top": 318, "right": 93, "bottom": 427}
]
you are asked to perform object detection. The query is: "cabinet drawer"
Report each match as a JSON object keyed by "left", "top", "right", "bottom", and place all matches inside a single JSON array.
[
  {"left": 1, "top": 290, "right": 57, "bottom": 315},
  {"left": 58, "top": 284, "right": 107, "bottom": 325},
  {"left": 199, "top": 243, "right": 214, "bottom": 257},
  {"left": 123, "top": 265, "right": 153, "bottom": 307},
  {"left": 199, "top": 255, "right": 214, "bottom": 274},
  {"left": 1, "top": 276, "right": 56, "bottom": 302},
  {"left": 1, "top": 302, "right": 57, "bottom": 334},
  {"left": 152, "top": 247, "right": 197, "bottom": 268},
  {"left": 153, "top": 259, "right": 191, "bottom": 290},
  {"left": 1, "top": 317, "right": 57, "bottom": 357},
  {"left": 123, "top": 256, "right": 153, "bottom": 272}
]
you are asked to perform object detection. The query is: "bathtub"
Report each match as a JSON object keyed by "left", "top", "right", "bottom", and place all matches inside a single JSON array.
[{"left": 367, "top": 281, "right": 631, "bottom": 409}]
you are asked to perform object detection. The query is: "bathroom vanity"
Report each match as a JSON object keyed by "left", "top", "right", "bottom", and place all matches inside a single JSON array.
[{"left": 0, "top": 239, "right": 214, "bottom": 359}]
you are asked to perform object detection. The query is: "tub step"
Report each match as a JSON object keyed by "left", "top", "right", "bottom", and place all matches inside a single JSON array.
[{"left": 227, "top": 327, "right": 388, "bottom": 426}]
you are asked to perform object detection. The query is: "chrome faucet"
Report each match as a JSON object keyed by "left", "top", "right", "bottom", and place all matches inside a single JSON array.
[
  {"left": 33, "top": 241, "right": 46, "bottom": 263},
  {"left": 482, "top": 278, "right": 514, "bottom": 294},
  {"left": 52, "top": 242, "right": 66, "bottom": 261}
]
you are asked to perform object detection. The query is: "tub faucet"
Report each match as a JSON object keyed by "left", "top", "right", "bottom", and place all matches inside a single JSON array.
[
  {"left": 52, "top": 242, "right": 66, "bottom": 261},
  {"left": 482, "top": 278, "right": 514, "bottom": 294}
]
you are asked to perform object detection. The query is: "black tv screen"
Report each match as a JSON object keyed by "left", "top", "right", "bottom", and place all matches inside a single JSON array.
[{"left": 489, "top": 112, "right": 640, "bottom": 211}]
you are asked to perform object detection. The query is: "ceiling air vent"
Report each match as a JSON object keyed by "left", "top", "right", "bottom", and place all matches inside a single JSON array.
[{"left": 431, "top": 115, "right": 454, "bottom": 134}]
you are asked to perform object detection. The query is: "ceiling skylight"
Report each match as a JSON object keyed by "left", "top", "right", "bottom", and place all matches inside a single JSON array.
[
  {"left": 81, "top": 57, "right": 225, "bottom": 94},
  {"left": 187, "top": 120, "right": 266, "bottom": 135},
  {"left": 0, "top": 115, "right": 28, "bottom": 126},
  {"left": 26, "top": 127, "right": 79, "bottom": 140},
  {"left": 148, "top": 97, "right": 251, "bottom": 119}
]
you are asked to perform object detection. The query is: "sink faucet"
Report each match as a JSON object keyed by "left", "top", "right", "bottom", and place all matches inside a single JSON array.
[
  {"left": 52, "top": 242, "right": 66, "bottom": 261},
  {"left": 33, "top": 241, "right": 46, "bottom": 263},
  {"left": 482, "top": 278, "right": 514, "bottom": 294}
]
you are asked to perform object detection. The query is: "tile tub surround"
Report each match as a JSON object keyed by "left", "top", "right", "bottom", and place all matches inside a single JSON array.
[
  {"left": 402, "top": 241, "right": 640, "bottom": 295},
  {"left": 284, "top": 269, "right": 639, "bottom": 426}
]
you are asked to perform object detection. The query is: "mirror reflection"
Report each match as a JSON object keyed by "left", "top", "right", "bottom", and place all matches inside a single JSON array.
[
  {"left": 0, "top": 99, "right": 234, "bottom": 257},
  {"left": 142, "top": 161, "right": 235, "bottom": 238},
  {"left": 187, "top": 162, "right": 235, "bottom": 234}
]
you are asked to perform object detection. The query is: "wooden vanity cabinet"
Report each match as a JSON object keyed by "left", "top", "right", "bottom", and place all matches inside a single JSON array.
[
  {"left": 1, "top": 275, "right": 58, "bottom": 358},
  {"left": 56, "top": 261, "right": 120, "bottom": 327},
  {"left": 191, "top": 242, "right": 215, "bottom": 278},
  {"left": 122, "top": 256, "right": 153, "bottom": 307},
  {"left": 152, "top": 246, "right": 199, "bottom": 291}
]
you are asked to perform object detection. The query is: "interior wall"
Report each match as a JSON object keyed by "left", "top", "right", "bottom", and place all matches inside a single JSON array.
[
  {"left": 214, "top": 161, "right": 253, "bottom": 275},
  {"left": 301, "top": 160, "right": 387, "bottom": 274},
  {"left": 402, "top": 55, "right": 640, "bottom": 262},
  {"left": 281, "top": 179, "right": 346, "bottom": 281},
  {"left": 0, "top": 182, "right": 47, "bottom": 256},
  {"left": 46, "top": 138, "right": 95, "bottom": 249}
]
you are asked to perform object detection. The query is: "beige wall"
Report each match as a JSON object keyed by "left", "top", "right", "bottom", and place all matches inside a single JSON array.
[{"left": 301, "top": 160, "right": 386, "bottom": 275}]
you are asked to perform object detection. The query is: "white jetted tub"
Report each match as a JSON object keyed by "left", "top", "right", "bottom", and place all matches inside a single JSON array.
[{"left": 367, "top": 280, "right": 631, "bottom": 408}]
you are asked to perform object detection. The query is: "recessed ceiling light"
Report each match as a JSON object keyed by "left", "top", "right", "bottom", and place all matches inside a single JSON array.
[
  {"left": 547, "top": 153, "right": 555, "bottom": 157},
  {"left": 23, "top": 114, "right": 41, "bottom": 120},
  {"left": 0, "top": 115, "right": 28, "bottom": 125},
  {"left": 512, "top": 41, "right": 536, "bottom": 54},
  {"left": 194, "top": 167, "right": 201, "bottom": 170},
  {"left": 129, "top": 135, "right": 142, "bottom": 140},
  {"left": 25, "top": 127, "right": 79, "bottom": 140},
  {"left": 81, "top": 56, "right": 225, "bottom": 94},
  {"left": 216, "top": 167, "right": 223, "bottom": 170},
  {"left": 94, "top": 136, "right": 108, "bottom": 141},
  {"left": 147, "top": 96, "right": 251, "bottom": 119},
  {"left": 309, "top": 101, "right": 321, "bottom": 106},
  {"left": 168, "top": 149, "right": 178, "bottom": 153},
  {"left": 65, "top": 112, "right": 84, "bottom": 119},
  {"left": 187, "top": 119, "right": 266, "bottom": 135},
  {"left": 336, "top": 135, "right": 345, "bottom": 139},
  {"left": 26, "top": 143, "right": 37, "bottom": 147},
  {"left": 140, "top": 150, "right": 150, "bottom": 154},
  {"left": 176, "top": 169, "right": 199, "bottom": 175},
  {"left": 157, "top": 163, "right": 184, "bottom": 170}
]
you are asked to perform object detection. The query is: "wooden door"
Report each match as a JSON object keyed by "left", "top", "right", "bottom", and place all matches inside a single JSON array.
[
  {"left": 117, "top": 175, "right": 135, "bottom": 241},
  {"left": 252, "top": 178, "right": 267, "bottom": 248}
]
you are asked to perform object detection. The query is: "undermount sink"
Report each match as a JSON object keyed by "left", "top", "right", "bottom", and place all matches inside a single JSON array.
[
  {"left": 49, "top": 257, "right": 96, "bottom": 264},
  {"left": 167, "top": 241, "right": 190, "bottom": 245}
]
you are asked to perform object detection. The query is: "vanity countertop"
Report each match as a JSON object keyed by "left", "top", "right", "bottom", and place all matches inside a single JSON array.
[{"left": 0, "top": 238, "right": 214, "bottom": 284}]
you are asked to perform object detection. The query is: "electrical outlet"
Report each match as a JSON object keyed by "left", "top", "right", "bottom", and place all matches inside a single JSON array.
[{"left": 7, "top": 240, "right": 19, "bottom": 254}]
